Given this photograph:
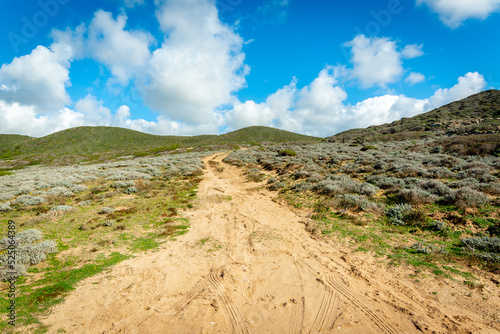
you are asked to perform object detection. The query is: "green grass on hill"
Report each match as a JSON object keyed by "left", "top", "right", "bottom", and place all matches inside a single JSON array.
[
  {"left": 218, "top": 126, "right": 320, "bottom": 144},
  {"left": 0, "top": 134, "right": 32, "bottom": 150},
  {"left": 0, "top": 126, "right": 321, "bottom": 165}
]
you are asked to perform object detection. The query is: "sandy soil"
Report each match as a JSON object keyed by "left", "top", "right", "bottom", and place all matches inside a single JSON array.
[{"left": 42, "top": 152, "right": 500, "bottom": 333}]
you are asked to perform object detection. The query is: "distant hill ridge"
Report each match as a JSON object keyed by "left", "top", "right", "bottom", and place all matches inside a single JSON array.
[
  {"left": 0, "top": 126, "right": 321, "bottom": 163},
  {"left": 328, "top": 89, "right": 500, "bottom": 142},
  {"left": 1, "top": 89, "right": 500, "bottom": 164}
]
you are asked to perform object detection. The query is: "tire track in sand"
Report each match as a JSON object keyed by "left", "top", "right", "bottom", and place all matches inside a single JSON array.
[
  {"left": 288, "top": 262, "right": 305, "bottom": 334},
  {"left": 208, "top": 269, "right": 250, "bottom": 334},
  {"left": 307, "top": 286, "right": 340, "bottom": 334},
  {"left": 326, "top": 276, "right": 399, "bottom": 334},
  {"left": 168, "top": 279, "right": 208, "bottom": 317}
]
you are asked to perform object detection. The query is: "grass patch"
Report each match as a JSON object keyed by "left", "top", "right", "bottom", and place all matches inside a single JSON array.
[
  {"left": 0, "top": 169, "right": 14, "bottom": 176},
  {"left": 471, "top": 217, "right": 497, "bottom": 229},
  {"left": 0, "top": 252, "right": 129, "bottom": 333},
  {"left": 278, "top": 149, "right": 297, "bottom": 157},
  {"left": 130, "top": 237, "right": 159, "bottom": 252},
  {"left": 199, "top": 237, "right": 210, "bottom": 246}
]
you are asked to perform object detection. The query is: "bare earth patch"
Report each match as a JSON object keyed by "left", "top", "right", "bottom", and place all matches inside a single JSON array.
[{"left": 42, "top": 152, "right": 500, "bottom": 333}]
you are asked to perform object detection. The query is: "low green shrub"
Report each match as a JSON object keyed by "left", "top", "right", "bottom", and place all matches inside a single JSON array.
[
  {"left": 278, "top": 149, "right": 297, "bottom": 157},
  {"left": 361, "top": 145, "right": 378, "bottom": 151}
]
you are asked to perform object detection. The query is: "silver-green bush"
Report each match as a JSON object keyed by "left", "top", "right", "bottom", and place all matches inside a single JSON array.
[
  {"left": 50, "top": 205, "right": 73, "bottom": 211},
  {"left": 454, "top": 187, "right": 490, "bottom": 208},
  {"left": 0, "top": 201, "right": 11, "bottom": 212},
  {"left": 99, "top": 207, "right": 114, "bottom": 214},
  {"left": 385, "top": 203, "right": 413, "bottom": 226}
]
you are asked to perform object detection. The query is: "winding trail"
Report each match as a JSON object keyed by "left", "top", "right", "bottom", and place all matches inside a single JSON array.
[{"left": 42, "top": 152, "right": 500, "bottom": 333}]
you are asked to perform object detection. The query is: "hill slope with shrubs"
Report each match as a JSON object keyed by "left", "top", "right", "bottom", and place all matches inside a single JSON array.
[
  {"left": 0, "top": 126, "right": 321, "bottom": 165},
  {"left": 328, "top": 89, "right": 500, "bottom": 143},
  {"left": 223, "top": 139, "right": 500, "bottom": 277},
  {"left": 0, "top": 134, "right": 32, "bottom": 151}
]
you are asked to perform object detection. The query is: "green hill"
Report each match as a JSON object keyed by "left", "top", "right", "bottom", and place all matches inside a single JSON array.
[
  {"left": 218, "top": 126, "right": 320, "bottom": 144},
  {"left": 0, "top": 134, "right": 32, "bottom": 150},
  {"left": 0, "top": 125, "right": 321, "bottom": 164},
  {"left": 328, "top": 89, "right": 500, "bottom": 143},
  {"left": 14, "top": 127, "right": 181, "bottom": 155}
]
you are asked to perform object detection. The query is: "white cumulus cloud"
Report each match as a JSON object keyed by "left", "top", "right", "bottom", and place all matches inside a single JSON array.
[
  {"left": 227, "top": 100, "right": 275, "bottom": 129},
  {"left": 401, "top": 44, "right": 424, "bottom": 59},
  {"left": 51, "top": 11, "right": 154, "bottom": 85},
  {"left": 0, "top": 101, "right": 83, "bottom": 137},
  {"left": 405, "top": 72, "right": 426, "bottom": 85},
  {"left": 74, "top": 94, "right": 113, "bottom": 125},
  {"left": 87, "top": 11, "right": 154, "bottom": 85},
  {"left": 428, "top": 72, "right": 486, "bottom": 108},
  {"left": 141, "top": 0, "right": 249, "bottom": 125},
  {"left": 0, "top": 45, "right": 71, "bottom": 112},
  {"left": 344, "top": 35, "right": 424, "bottom": 88},
  {"left": 224, "top": 70, "right": 487, "bottom": 137},
  {"left": 417, "top": 0, "right": 500, "bottom": 28}
]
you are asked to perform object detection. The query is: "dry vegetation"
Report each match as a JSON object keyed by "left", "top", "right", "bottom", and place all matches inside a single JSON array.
[
  {"left": 224, "top": 139, "right": 500, "bottom": 281},
  {"left": 0, "top": 151, "right": 213, "bottom": 332}
]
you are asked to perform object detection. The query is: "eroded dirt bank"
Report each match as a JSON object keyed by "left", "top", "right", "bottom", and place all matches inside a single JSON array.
[{"left": 43, "top": 152, "right": 500, "bottom": 333}]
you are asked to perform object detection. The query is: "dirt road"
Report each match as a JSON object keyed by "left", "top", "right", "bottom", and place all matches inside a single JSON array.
[{"left": 43, "top": 152, "right": 500, "bottom": 333}]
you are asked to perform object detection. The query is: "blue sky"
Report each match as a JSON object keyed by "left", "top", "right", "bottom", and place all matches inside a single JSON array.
[{"left": 0, "top": 0, "right": 499, "bottom": 137}]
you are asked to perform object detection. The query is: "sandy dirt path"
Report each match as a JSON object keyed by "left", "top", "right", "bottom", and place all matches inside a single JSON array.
[{"left": 43, "top": 152, "right": 500, "bottom": 333}]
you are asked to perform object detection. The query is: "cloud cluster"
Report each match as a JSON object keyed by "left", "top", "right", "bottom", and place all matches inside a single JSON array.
[
  {"left": 0, "top": 45, "right": 71, "bottom": 112},
  {"left": 0, "top": 101, "right": 80, "bottom": 138},
  {"left": 51, "top": 0, "right": 249, "bottom": 124},
  {"left": 0, "top": 0, "right": 491, "bottom": 139},
  {"left": 0, "top": 94, "right": 211, "bottom": 138},
  {"left": 417, "top": 0, "right": 500, "bottom": 28},
  {"left": 344, "top": 35, "right": 424, "bottom": 88},
  {"left": 0, "top": 0, "right": 249, "bottom": 136},
  {"left": 225, "top": 70, "right": 486, "bottom": 136},
  {"left": 428, "top": 72, "right": 487, "bottom": 108},
  {"left": 52, "top": 10, "right": 154, "bottom": 85},
  {"left": 144, "top": 0, "right": 248, "bottom": 124}
]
